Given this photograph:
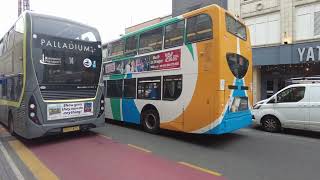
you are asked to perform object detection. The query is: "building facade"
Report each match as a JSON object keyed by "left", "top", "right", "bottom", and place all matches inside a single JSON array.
[{"left": 241, "top": 0, "right": 320, "bottom": 102}]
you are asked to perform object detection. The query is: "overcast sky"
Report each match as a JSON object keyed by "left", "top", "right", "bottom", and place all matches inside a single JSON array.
[{"left": 0, "top": 0, "right": 172, "bottom": 43}]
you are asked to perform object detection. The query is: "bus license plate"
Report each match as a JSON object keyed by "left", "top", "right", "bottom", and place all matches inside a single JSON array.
[{"left": 63, "top": 126, "right": 80, "bottom": 133}]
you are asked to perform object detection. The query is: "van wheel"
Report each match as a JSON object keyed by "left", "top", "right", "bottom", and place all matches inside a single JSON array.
[
  {"left": 261, "top": 116, "right": 281, "bottom": 133},
  {"left": 8, "top": 113, "right": 15, "bottom": 136},
  {"left": 141, "top": 109, "right": 160, "bottom": 134}
]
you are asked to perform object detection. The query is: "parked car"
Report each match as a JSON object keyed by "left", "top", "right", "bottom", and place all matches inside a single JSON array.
[{"left": 252, "top": 83, "right": 320, "bottom": 132}]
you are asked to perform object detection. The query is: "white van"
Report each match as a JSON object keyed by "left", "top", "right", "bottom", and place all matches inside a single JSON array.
[{"left": 253, "top": 83, "right": 320, "bottom": 132}]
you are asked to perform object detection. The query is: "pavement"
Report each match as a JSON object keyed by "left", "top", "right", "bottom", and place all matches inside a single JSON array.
[{"left": 0, "top": 123, "right": 226, "bottom": 180}]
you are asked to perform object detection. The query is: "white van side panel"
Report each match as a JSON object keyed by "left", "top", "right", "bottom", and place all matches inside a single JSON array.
[
  {"left": 272, "top": 86, "right": 309, "bottom": 129},
  {"left": 308, "top": 86, "right": 320, "bottom": 131}
]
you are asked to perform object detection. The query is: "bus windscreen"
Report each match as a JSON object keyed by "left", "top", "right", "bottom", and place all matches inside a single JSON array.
[{"left": 31, "top": 17, "right": 102, "bottom": 88}]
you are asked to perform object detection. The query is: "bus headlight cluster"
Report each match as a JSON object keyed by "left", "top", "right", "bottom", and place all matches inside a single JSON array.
[
  {"left": 98, "top": 95, "right": 105, "bottom": 118},
  {"left": 28, "top": 96, "right": 41, "bottom": 125}
]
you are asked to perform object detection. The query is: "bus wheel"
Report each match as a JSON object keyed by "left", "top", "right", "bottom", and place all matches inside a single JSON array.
[
  {"left": 142, "top": 109, "right": 160, "bottom": 134},
  {"left": 8, "top": 113, "right": 15, "bottom": 136},
  {"left": 261, "top": 115, "right": 281, "bottom": 133}
]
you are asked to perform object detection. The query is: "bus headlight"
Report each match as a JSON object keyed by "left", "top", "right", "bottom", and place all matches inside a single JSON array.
[
  {"left": 30, "top": 112, "right": 36, "bottom": 118},
  {"left": 29, "top": 104, "right": 36, "bottom": 110}
]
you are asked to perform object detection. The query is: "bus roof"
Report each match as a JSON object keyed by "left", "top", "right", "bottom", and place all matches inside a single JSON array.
[
  {"left": 105, "top": 4, "right": 242, "bottom": 45},
  {"left": 26, "top": 11, "right": 98, "bottom": 30}
]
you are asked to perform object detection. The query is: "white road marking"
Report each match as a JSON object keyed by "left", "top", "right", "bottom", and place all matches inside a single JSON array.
[{"left": 0, "top": 141, "right": 25, "bottom": 180}]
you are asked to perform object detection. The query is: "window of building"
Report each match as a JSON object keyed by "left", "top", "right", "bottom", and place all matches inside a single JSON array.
[
  {"left": 106, "top": 79, "right": 123, "bottom": 98},
  {"left": 123, "top": 78, "right": 136, "bottom": 98},
  {"left": 186, "top": 14, "right": 213, "bottom": 43},
  {"left": 164, "top": 20, "right": 185, "bottom": 49},
  {"left": 226, "top": 14, "right": 247, "bottom": 40},
  {"left": 314, "top": 11, "right": 320, "bottom": 36},
  {"left": 139, "top": 28, "right": 163, "bottom": 54},
  {"left": 125, "top": 36, "right": 138, "bottom": 56},
  {"left": 295, "top": 3, "right": 320, "bottom": 40},
  {"left": 137, "top": 77, "right": 161, "bottom": 100},
  {"left": 108, "top": 40, "right": 124, "bottom": 57},
  {"left": 277, "top": 87, "right": 305, "bottom": 103},
  {"left": 245, "top": 13, "right": 280, "bottom": 46},
  {"left": 163, "top": 75, "right": 182, "bottom": 101}
]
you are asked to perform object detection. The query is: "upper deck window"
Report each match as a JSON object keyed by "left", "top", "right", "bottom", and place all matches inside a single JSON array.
[
  {"left": 186, "top": 14, "right": 213, "bottom": 43},
  {"left": 164, "top": 20, "right": 185, "bottom": 49},
  {"left": 32, "top": 16, "right": 101, "bottom": 42},
  {"left": 125, "top": 36, "right": 138, "bottom": 56},
  {"left": 139, "top": 27, "right": 163, "bottom": 54},
  {"left": 108, "top": 40, "right": 124, "bottom": 57},
  {"left": 226, "top": 14, "right": 247, "bottom": 40}
]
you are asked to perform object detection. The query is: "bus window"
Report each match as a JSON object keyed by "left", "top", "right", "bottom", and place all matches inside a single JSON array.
[
  {"left": 15, "top": 17, "right": 24, "bottom": 34},
  {"left": 164, "top": 20, "right": 185, "bottom": 49},
  {"left": 1, "top": 34, "right": 8, "bottom": 55},
  {"left": 108, "top": 40, "right": 124, "bottom": 57},
  {"left": 186, "top": 14, "right": 213, "bottom": 43},
  {"left": 102, "top": 48, "right": 108, "bottom": 62},
  {"left": 1, "top": 79, "right": 7, "bottom": 99},
  {"left": 225, "top": 14, "right": 247, "bottom": 40},
  {"left": 137, "top": 77, "right": 161, "bottom": 100},
  {"left": 7, "top": 28, "right": 15, "bottom": 51},
  {"left": 123, "top": 78, "right": 136, "bottom": 99},
  {"left": 0, "top": 40, "right": 3, "bottom": 57},
  {"left": 125, "top": 36, "right": 138, "bottom": 56},
  {"left": 107, "top": 79, "right": 123, "bottom": 98},
  {"left": 139, "top": 27, "right": 163, "bottom": 54},
  {"left": 163, "top": 75, "right": 182, "bottom": 101},
  {"left": 80, "top": 32, "right": 97, "bottom": 42}
]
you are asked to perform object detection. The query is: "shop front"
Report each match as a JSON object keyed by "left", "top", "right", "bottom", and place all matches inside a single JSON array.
[{"left": 253, "top": 40, "right": 320, "bottom": 100}]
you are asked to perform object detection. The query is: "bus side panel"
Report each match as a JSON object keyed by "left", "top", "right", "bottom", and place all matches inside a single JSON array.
[{"left": 11, "top": 97, "right": 28, "bottom": 137}]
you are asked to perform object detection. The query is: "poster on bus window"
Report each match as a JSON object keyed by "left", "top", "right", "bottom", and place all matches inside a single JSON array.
[
  {"left": 104, "top": 49, "right": 181, "bottom": 75},
  {"left": 47, "top": 102, "right": 93, "bottom": 120}
]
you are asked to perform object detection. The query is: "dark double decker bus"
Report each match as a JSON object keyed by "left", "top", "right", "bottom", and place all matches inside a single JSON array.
[{"left": 0, "top": 12, "right": 105, "bottom": 139}]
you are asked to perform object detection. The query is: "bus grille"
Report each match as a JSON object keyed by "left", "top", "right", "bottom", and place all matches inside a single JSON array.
[{"left": 40, "top": 90, "right": 97, "bottom": 100}]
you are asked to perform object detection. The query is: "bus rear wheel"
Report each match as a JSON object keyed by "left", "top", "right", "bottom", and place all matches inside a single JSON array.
[{"left": 141, "top": 109, "right": 160, "bottom": 134}]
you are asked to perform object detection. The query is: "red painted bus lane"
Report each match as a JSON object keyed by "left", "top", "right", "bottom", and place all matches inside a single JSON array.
[{"left": 24, "top": 133, "right": 226, "bottom": 180}]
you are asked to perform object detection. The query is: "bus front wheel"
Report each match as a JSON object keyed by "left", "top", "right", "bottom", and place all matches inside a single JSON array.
[{"left": 141, "top": 109, "right": 160, "bottom": 134}]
